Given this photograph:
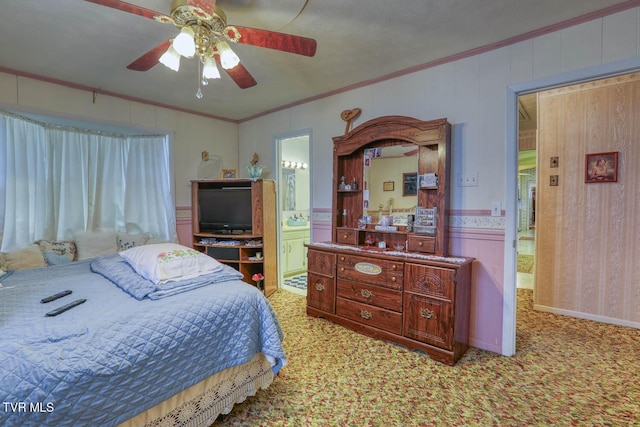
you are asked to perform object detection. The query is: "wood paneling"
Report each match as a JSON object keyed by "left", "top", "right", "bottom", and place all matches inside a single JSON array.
[{"left": 536, "top": 72, "right": 640, "bottom": 324}]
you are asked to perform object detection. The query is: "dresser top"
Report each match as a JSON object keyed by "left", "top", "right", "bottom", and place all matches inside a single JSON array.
[{"left": 307, "top": 242, "right": 473, "bottom": 266}]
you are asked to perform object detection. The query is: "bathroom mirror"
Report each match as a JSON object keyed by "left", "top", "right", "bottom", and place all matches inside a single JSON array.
[
  {"left": 281, "top": 166, "right": 311, "bottom": 213},
  {"left": 363, "top": 145, "right": 418, "bottom": 224}
]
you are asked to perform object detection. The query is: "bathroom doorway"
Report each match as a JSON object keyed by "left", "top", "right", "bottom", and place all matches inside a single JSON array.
[{"left": 276, "top": 131, "right": 311, "bottom": 295}]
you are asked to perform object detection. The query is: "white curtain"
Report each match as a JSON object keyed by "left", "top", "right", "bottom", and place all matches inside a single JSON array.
[{"left": 0, "top": 113, "right": 177, "bottom": 251}]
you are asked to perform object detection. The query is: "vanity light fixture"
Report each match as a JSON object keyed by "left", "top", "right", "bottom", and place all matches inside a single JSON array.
[{"left": 281, "top": 160, "right": 307, "bottom": 170}]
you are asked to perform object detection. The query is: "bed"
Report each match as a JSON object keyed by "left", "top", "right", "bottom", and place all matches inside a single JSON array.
[{"left": 0, "top": 246, "right": 286, "bottom": 427}]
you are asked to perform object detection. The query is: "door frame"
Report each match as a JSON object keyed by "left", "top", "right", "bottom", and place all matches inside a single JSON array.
[
  {"left": 273, "top": 128, "right": 312, "bottom": 289},
  {"left": 503, "top": 56, "right": 640, "bottom": 356}
]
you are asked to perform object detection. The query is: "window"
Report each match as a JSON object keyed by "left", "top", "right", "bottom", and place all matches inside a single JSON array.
[{"left": 0, "top": 112, "right": 176, "bottom": 251}]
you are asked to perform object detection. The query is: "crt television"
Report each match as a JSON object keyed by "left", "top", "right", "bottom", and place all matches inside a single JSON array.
[{"left": 198, "top": 187, "right": 253, "bottom": 233}]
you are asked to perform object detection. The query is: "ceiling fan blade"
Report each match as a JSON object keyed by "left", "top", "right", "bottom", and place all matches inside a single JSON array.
[
  {"left": 189, "top": 0, "right": 216, "bottom": 16},
  {"left": 127, "top": 40, "right": 171, "bottom": 71},
  {"left": 230, "top": 26, "right": 317, "bottom": 57},
  {"left": 84, "top": 0, "right": 161, "bottom": 20},
  {"left": 218, "top": 60, "right": 257, "bottom": 89}
]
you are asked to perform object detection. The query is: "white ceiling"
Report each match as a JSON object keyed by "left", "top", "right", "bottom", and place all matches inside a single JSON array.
[{"left": 0, "top": 0, "right": 630, "bottom": 122}]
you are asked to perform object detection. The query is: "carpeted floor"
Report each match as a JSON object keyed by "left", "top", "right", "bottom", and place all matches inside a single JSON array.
[
  {"left": 517, "top": 254, "right": 534, "bottom": 274},
  {"left": 213, "top": 289, "right": 640, "bottom": 426}
]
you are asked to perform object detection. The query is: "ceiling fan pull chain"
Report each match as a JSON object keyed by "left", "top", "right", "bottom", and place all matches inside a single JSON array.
[{"left": 196, "top": 60, "right": 204, "bottom": 99}]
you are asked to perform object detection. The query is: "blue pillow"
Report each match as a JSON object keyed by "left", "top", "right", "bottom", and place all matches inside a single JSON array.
[{"left": 44, "top": 251, "right": 72, "bottom": 266}]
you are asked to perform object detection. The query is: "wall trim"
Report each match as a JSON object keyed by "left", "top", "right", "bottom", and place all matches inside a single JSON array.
[
  {"left": 313, "top": 208, "right": 506, "bottom": 230},
  {"left": 449, "top": 227, "right": 505, "bottom": 241},
  {"left": 0, "top": 68, "right": 237, "bottom": 123},
  {"left": 176, "top": 205, "right": 191, "bottom": 220},
  {"left": 534, "top": 304, "right": 640, "bottom": 330}
]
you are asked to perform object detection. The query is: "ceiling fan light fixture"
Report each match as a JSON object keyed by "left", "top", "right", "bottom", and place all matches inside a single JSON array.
[
  {"left": 217, "top": 40, "right": 240, "bottom": 70},
  {"left": 159, "top": 44, "right": 181, "bottom": 71},
  {"left": 202, "top": 56, "right": 221, "bottom": 79},
  {"left": 173, "top": 26, "right": 196, "bottom": 58}
]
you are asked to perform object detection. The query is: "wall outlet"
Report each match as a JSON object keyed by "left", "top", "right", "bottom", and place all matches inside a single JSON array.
[
  {"left": 457, "top": 171, "right": 479, "bottom": 187},
  {"left": 491, "top": 202, "right": 501, "bottom": 217}
]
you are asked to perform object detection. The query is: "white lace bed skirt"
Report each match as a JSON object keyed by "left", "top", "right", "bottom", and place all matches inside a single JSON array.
[{"left": 118, "top": 353, "right": 274, "bottom": 427}]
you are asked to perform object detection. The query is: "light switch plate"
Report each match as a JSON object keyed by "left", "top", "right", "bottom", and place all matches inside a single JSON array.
[{"left": 491, "top": 202, "right": 501, "bottom": 217}]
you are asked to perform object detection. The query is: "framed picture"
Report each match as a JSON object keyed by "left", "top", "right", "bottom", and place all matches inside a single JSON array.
[
  {"left": 585, "top": 152, "right": 618, "bottom": 183},
  {"left": 403, "top": 172, "right": 418, "bottom": 196},
  {"left": 221, "top": 169, "right": 237, "bottom": 179},
  {"left": 383, "top": 181, "right": 394, "bottom": 191}
]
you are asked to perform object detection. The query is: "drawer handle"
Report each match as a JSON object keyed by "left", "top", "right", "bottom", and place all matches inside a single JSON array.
[
  {"left": 343, "top": 234, "right": 348, "bottom": 239},
  {"left": 392, "top": 264, "right": 397, "bottom": 270},
  {"left": 315, "top": 282, "right": 325, "bottom": 292},
  {"left": 340, "top": 267, "right": 345, "bottom": 272},
  {"left": 360, "top": 289, "right": 373, "bottom": 298},
  {"left": 418, "top": 241, "right": 424, "bottom": 247},
  {"left": 420, "top": 308, "right": 434, "bottom": 319},
  {"left": 360, "top": 310, "right": 372, "bottom": 320},
  {"left": 340, "top": 256, "right": 345, "bottom": 261},
  {"left": 390, "top": 277, "right": 396, "bottom": 282}
]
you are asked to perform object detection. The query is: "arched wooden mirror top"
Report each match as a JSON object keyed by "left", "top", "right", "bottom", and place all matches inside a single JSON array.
[{"left": 332, "top": 115, "right": 451, "bottom": 256}]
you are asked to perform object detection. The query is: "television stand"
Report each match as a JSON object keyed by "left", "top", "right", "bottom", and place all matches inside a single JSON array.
[
  {"left": 191, "top": 179, "right": 276, "bottom": 296},
  {"left": 232, "top": 229, "right": 251, "bottom": 235}
]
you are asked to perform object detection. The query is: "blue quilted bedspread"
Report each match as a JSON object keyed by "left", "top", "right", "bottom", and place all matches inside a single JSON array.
[{"left": 0, "top": 258, "right": 286, "bottom": 427}]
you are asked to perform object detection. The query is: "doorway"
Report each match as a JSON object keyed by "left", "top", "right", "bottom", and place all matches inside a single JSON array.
[
  {"left": 517, "top": 93, "right": 537, "bottom": 291},
  {"left": 506, "top": 60, "right": 640, "bottom": 356},
  {"left": 275, "top": 131, "right": 311, "bottom": 295}
]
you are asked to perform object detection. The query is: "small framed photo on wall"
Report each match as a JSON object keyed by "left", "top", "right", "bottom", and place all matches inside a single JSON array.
[
  {"left": 383, "top": 181, "right": 394, "bottom": 191},
  {"left": 585, "top": 151, "right": 618, "bottom": 183}
]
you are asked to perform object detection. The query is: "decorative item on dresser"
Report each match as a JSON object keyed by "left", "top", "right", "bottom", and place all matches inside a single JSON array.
[{"left": 306, "top": 116, "right": 474, "bottom": 366}]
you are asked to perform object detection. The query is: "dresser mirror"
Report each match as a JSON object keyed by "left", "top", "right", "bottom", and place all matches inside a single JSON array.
[{"left": 363, "top": 145, "right": 418, "bottom": 224}]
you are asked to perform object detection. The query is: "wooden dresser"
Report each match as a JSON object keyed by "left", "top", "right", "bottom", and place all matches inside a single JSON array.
[
  {"left": 307, "top": 244, "right": 473, "bottom": 366},
  {"left": 306, "top": 116, "right": 474, "bottom": 366}
]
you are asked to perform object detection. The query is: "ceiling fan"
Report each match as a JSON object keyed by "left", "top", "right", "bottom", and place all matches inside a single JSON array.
[{"left": 85, "top": 0, "right": 317, "bottom": 90}]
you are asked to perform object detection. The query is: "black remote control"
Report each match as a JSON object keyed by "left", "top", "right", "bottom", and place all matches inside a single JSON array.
[
  {"left": 41, "top": 290, "right": 72, "bottom": 304},
  {"left": 45, "top": 299, "right": 86, "bottom": 317}
]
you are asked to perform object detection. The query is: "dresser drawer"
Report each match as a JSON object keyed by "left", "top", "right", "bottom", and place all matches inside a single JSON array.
[
  {"left": 307, "top": 249, "right": 336, "bottom": 277},
  {"left": 404, "top": 263, "right": 455, "bottom": 301},
  {"left": 407, "top": 235, "right": 435, "bottom": 254},
  {"left": 307, "top": 273, "right": 336, "bottom": 313},
  {"left": 337, "top": 254, "right": 403, "bottom": 290},
  {"left": 403, "top": 293, "right": 453, "bottom": 350},
  {"left": 337, "top": 279, "right": 402, "bottom": 312},
  {"left": 335, "top": 228, "right": 358, "bottom": 245},
  {"left": 336, "top": 297, "right": 402, "bottom": 335}
]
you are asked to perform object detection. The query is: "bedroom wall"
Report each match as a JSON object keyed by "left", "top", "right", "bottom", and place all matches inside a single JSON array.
[
  {"left": 0, "top": 72, "right": 239, "bottom": 245},
  {"left": 238, "top": 7, "right": 640, "bottom": 354}
]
